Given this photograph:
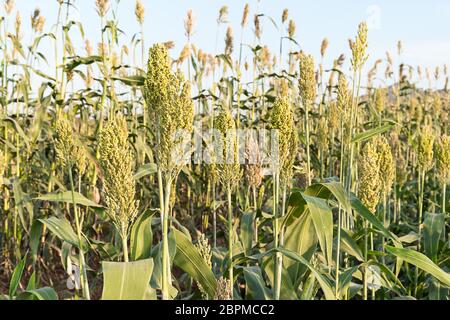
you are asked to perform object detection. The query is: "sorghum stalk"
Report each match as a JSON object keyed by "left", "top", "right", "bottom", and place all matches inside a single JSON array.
[
  {"left": 226, "top": 182, "right": 233, "bottom": 298},
  {"left": 68, "top": 167, "right": 90, "bottom": 299},
  {"left": 214, "top": 109, "right": 241, "bottom": 299},
  {"left": 54, "top": 114, "right": 90, "bottom": 299},
  {"left": 414, "top": 126, "right": 434, "bottom": 294},
  {"left": 144, "top": 44, "right": 194, "bottom": 299}
]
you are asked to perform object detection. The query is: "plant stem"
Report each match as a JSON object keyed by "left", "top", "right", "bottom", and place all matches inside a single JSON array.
[
  {"left": 273, "top": 172, "right": 281, "bottom": 300},
  {"left": 335, "top": 206, "right": 342, "bottom": 299},
  {"left": 305, "top": 101, "right": 311, "bottom": 186},
  {"left": 227, "top": 184, "right": 234, "bottom": 299},
  {"left": 122, "top": 233, "right": 129, "bottom": 262},
  {"left": 68, "top": 167, "right": 90, "bottom": 300}
]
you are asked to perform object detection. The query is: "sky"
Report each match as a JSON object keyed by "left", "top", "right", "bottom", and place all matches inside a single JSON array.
[{"left": 4, "top": 0, "right": 450, "bottom": 89}]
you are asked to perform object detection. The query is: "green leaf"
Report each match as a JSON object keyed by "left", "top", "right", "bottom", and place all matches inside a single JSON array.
[
  {"left": 172, "top": 228, "right": 217, "bottom": 299},
  {"left": 351, "top": 123, "right": 395, "bottom": 143},
  {"left": 130, "top": 211, "right": 154, "bottom": 261},
  {"left": 277, "top": 248, "right": 336, "bottom": 300},
  {"left": 101, "top": 258, "right": 154, "bottom": 300},
  {"left": 305, "top": 180, "right": 352, "bottom": 214},
  {"left": 284, "top": 209, "right": 317, "bottom": 284},
  {"left": 243, "top": 266, "right": 272, "bottom": 300},
  {"left": 302, "top": 193, "right": 334, "bottom": 266},
  {"left": 36, "top": 191, "right": 103, "bottom": 208},
  {"left": 133, "top": 163, "right": 157, "bottom": 180},
  {"left": 339, "top": 229, "right": 364, "bottom": 262},
  {"left": 112, "top": 75, "right": 145, "bottom": 86},
  {"left": 240, "top": 211, "right": 255, "bottom": 255},
  {"left": 423, "top": 213, "right": 445, "bottom": 262},
  {"left": 39, "top": 216, "right": 85, "bottom": 249},
  {"left": 65, "top": 55, "right": 102, "bottom": 71},
  {"left": 9, "top": 254, "right": 27, "bottom": 298},
  {"left": 385, "top": 246, "right": 450, "bottom": 286},
  {"left": 350, "top": 195, "right": 399, "bottom": 245},
  {"left": 338, "top": 266, "right": 358, "bottom": 296},
  {"left": 26, "top": 272, "right": 36, "bottom": 291},
  {"left": 30, "top": 220, "right": 43, "bottom": 264},
  {"left": 262, "top": 255, "right": 298, "bottom": 300},
  {"left": 16, "top": 287, "right": 58, "bottom": 300}
]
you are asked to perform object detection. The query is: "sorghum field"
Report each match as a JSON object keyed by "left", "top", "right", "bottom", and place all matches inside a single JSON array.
[{"left": 0, "top": 0, "right": 449, "bottom": 301}]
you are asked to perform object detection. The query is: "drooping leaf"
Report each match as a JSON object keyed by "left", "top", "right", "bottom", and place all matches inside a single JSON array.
[
  {"left": 39, "top": 216, "right": 86, "bottom": 249},
  {"left": 133, "top": 163, "right": 157, "bottom": 180},
  {"left": 351, "top": 123, "right": 395, "bottom": 144},
  {"left": 112, "top": 75, "right": 145, "bottom": 86},
  {"left": 243, "top": 266, "right": 272, "bottom": 300},
  {"left": 277, "top": 248, "right": 336, "bottom": 300},
  {"left": 36, "top": 191, "right": 103, "bottom": 208},
  {"left": 16, "top": 287, "right": 58, "bottom": 300},
  {"left": 385, "top": 246, "right": 450, "bottom": 286},
  {"left": 172, "top": 228, "right": 217, "bottom": 299},
  {"left": 339, "top": 228, "right": 364, "bottom": 262}
]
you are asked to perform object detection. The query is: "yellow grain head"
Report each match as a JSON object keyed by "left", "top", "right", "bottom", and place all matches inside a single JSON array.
[
  {"left": 436, "top": 134, "right": 450, "bottom": 185},
  {"left": 241, "top": 3, "right": 250, "bottom": 27},
  {"left": 135, "top": 0, "right": 145, "bottom": 24},
  {"left": 299, "top": 52, "right": 316, "bottom": 104},
  {"left": 358, "top": 140, "right": 381, "bottom": 213},
  {"left": 95, "top": 0, "right": 110, "bottom": 17},
  {"left": 98, "top": 115, "right": 138, "bottom": 238},
  {"left": 350, "top": 21, "right": 369, "bottom": 71},
  {"left": 417, "top": 125, "right": 435, "bottom": 172}
]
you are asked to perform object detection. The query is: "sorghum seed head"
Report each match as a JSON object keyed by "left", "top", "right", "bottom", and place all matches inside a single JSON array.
[
  {"left": 214, "top": 109, "right": 242, "bottom": 190},
  {"left": 337, "top": 74, "right": 351, "bottom": 114},
  {"left": 241, "top": 3, "right": 249, "bottom": 27},
  {"left": 350, "top": 21, "right": 369, "bottom": 71},
  {"left": 184, "top": 9, "right": 195, "bottom": 38},
  {"left": 358, "top": 140, "right": 382, "bottom": 213},
  {"left": 135, "top": 0, "right": 145, "bottom": 24},
  {"left": 374, "top": 88, "right": 385, "bottom": 114},
  {"left": 281, "top": 8, "right": 289, "bottom": 23},
  {"left": 53, "top": 113, "right": 77, "bottom": 168},
  {"left": 254, "top": 14, "right": 261, "bottom": 40},
  {"left": 417, "top": 125, "right": 435, "bottom": 172},
  {"left": 320, "top": 38, "right": 329, "bottom": 58},
  {"left": 95, "top": 0, "right": 109, "bottom": 17},
  {"left": 374, "top": 137, "right": 395, "bottom": 194},
  {"left": 145, "top": 44, "right": 194, "bottom": 176},
  {"left": 245, "top": 136, "right": 263, "bottom": 188},
  {"left": 214, "top": 277, "right": 232, "bottom": 300},
  {"left": 218, "top": 6, "right": 228, "bottom": 24},
  {"left": 5, "top": 0, "right": 14, "bottom": 15},
  {"left": 299, "top": 52, "right": 316, "bottom": 104},
  {"left": 270, "top": 96, "right": 296, "bottom": 179},
  {"left": 98, "top": 115, "right": 138, "bottom": 238},
  {"left": 163, "top": 41, "right": 175, "bottom": 50},
  {"left": 225, "top": 26, "right": 233, "bottom": 55},
  {"left": 287, "top": 20, "right": 295, "bottom": 38},
  {"left": 195, "top": 233, "right": 212, "bottom": 299},
  {"left": 436, "top": 134, "right": 450, "bottom": 185},
  {"left": 328, "top": 101, "right": 340, "bottom": 133}
]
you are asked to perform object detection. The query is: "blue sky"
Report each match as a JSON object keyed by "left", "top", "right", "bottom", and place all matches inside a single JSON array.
[{"left": 6, "top": 0, "right": 450, "bottom": 88}]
